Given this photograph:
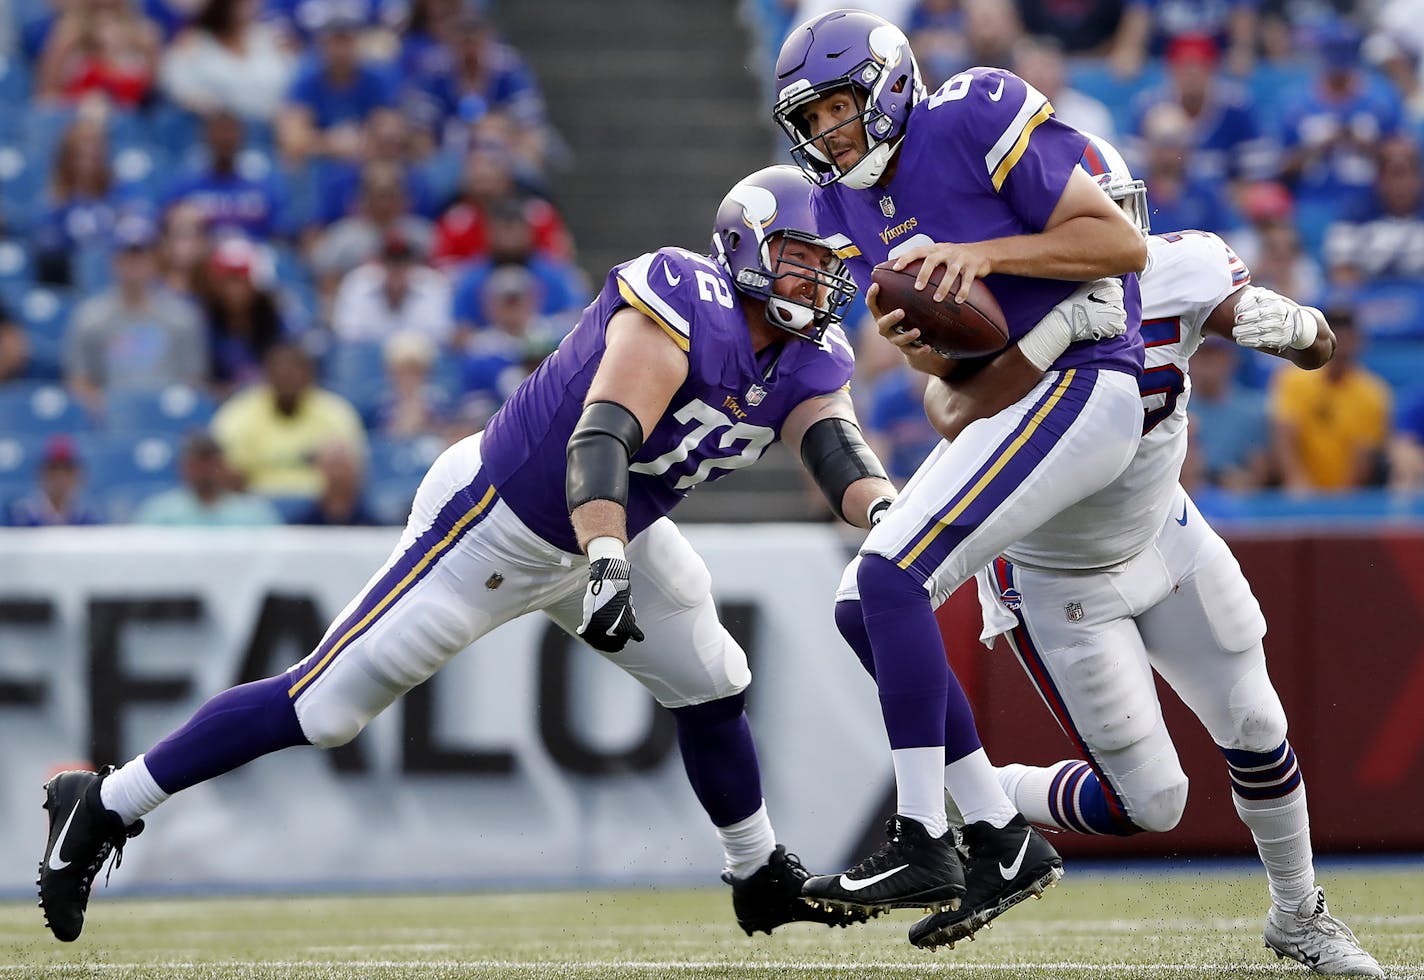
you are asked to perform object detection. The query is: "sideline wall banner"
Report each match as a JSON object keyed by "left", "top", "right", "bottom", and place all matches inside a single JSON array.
[{"left": 0, "top": 525, "right": 888, "bottom": 894}]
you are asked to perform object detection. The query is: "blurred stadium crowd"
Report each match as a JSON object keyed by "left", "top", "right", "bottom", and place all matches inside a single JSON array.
[{"left": 2, "top": 0, "right": 1424, "bottom": 527}]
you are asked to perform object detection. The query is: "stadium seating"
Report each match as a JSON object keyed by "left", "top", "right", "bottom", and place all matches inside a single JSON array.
[
  {"left": 0, "top": 381, "right": 88, "bottom": 435},
  {"left": 103, "top": 385, "right": 217, "bottom": 436}
]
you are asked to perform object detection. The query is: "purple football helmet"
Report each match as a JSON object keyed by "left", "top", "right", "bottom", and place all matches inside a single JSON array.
[
  {"left": 773, "top": 10, "right": 925, "bottom": 190},
  {"left": 1079, "top": 133, "right": 1150, "bottom": 236},
  {"left": 711, "top": 165, "right": 857, "bottom": 343}
]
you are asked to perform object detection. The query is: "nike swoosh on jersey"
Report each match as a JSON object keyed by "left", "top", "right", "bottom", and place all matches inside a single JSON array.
[
  {"left": 988, "top": 77, "right": 1006, "bottom": 101},
  {"left": 1175, "top": 504, "right": 1189, "bottom": 526},
  {"left": 998, "top": 833, "right": 1031, "bottom": 880},
  {"left": 839, "top": 864, "right": 909, "bottom": 891},
  {"left": 47, "top": 799, "right": 83, "bottom": 871},
  {"left": 663, "top": 263, "right": 682, "bottom": 287}
]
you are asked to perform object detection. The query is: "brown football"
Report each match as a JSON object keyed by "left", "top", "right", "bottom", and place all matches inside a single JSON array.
[{"left": 871, "top": 259, "right": 1010, "bottom": 359}]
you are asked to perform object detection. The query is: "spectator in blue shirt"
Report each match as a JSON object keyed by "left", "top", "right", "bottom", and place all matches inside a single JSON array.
[
  {"left": 1323, "top": 135, "right": 1424, "bottom": 287},
  {"left": 164, "top": 110, "right": 287, "bottom": 241},
  {"left": 310, "top": 108, "right": 445, "bottom": 225},
  {"left": 1137, "top": 103, "right": 1243, "bottom": 235},
  {"left": 1188, "top": 335, "right": 1272, "bottom": 489},
  {"left": 1111, "top": 0, "right": 1258, "bottom": 78},
  {"left": 865, "top": 366, "right": 942, "bottom": 487},
  {"left": 1130, "top": 33, "right": 1275, "bottom": 185},
  {"left": 6, "top": 436, "right": 103, "bottom": 527},
  {"left": 451, "top": 198, "right": 587, "bottom": 335},
  {"left": 1281, "top": 20, "right": 1405, "bottom": 248},
  {"left": 34, "top": 116, "right": 139, "bottom": 287},
  {"left": 277, "top": 7, "right": 396, "bottom": 165}
]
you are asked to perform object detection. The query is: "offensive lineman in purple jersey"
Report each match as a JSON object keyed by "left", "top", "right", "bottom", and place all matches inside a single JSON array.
[
  {"left": 771, "top": 10, "right": 1150, "bottom": 922},
  {"left": 881, "top": 137, "right": 1381, "bottom": 975},
  {"left": 36, "top": 167, "right": 898, "bottom": 943}
]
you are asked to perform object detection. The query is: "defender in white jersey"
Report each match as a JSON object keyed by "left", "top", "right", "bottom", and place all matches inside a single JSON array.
[{"left": 876, "top": 137, "right": 1380, "bottom": 974}]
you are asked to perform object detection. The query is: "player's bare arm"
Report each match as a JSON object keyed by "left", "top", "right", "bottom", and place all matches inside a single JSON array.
[
  {"left": 891, "top": 168, "right": 1148, "bottom": 304},
  {"left": 568, "top": 307, "right": 689, "bottom": 550},
  {"left": 1203, "top": 285, "right": 1335, "bottom": 371},
  {"left": 782, "top": 386, "right": 896, "bottom": 528}
]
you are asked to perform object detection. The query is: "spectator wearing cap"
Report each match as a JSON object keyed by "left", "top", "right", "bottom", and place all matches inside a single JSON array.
[
  {"left": 401, "top": 7, "right": 548, "bottom": 162},
  {"left": 64, "top": 214, "right": 208, "bottom": 413},
  {"left": 5, "top": 436, "right": 103, "bottom": 527},
  {"left": 34, "top": 115, "right": 138, "bottom": 287},
  {"left": 276, "top": 6, "right": 397, "bottom": 165},
  {"left": 457, "top": 263, "right": 567, "bottom": 427},
  {"left": 159, "top": 0, "right": 296, "bottom": 122},
  {"left": 308, "top": 160, "right": 436, "bottom": 294},
  {"left": 1280, "top": 20, "right": 1406, "bottom": 248},
  {"left": 287, "top": 439, "right": 382, "bottom": 526},
  {"left": 450, "top": 199, "right": 586, "bottom": 334},
  {"left": 1135, "top": 103, "right": 1242, "bottom": 235},
  {"left": 1187, "top": 335, "right": 1272, "bottom": 489},
  {"left": 1323, "top": 136, "right": 1424, "bottom": 287},
  {"left": 202, "top": 236, "right": 296, "bottom": 396},
  {"left": 1012, "top": 35, "right": 1115, "bottom": 141},
  {"left": 1110, "top": 0, "right": 1258, "bottom": 79},
  {"left": 163, "top": 110, "right": 288, "bottom": 241},
  {"left": 211, "top": 340, "right": 366, "bottom": 499},
  {"left": 133, "top": 431, "right": 281, "bottom": 525},
  {"left": 1129, "top": 33, "right": 1276, "bottom": 186},
  {"left": 372, "top": 329, "right": 451, "bottom": 440},
  {"left": 331, "top": 232, "right": 453, "bottom": 345},
  {"left": 432, "top": 138, "right": 571, "bottom": 265},
  {"left": 1270, "top": 305, "right": 1391, "bottom": 491}
]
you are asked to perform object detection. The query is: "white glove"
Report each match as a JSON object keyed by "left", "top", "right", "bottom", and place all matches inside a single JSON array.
[
  {"left": 1232, "top": 286, "right": 1318, "bottom": 351},
  {"left": 1018, "top": 278, "right": 1127, "bottom": 371}
]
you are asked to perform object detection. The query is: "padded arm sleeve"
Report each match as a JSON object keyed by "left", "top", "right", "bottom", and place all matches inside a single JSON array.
[
  {"left": 566, "top": 401, "right": 646, "bottom": 512},
  {"left": 800, "top": 416, "right": 889, "bottom": 523}
]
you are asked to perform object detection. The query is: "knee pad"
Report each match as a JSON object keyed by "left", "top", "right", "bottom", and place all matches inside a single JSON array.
[
  {"left": 295, "top": 696, "right": 370, "bottom": 749},
  {"left": 1131, "top": 774, "right": 1189, "bottom": 833},
  {"left": 1095, "top": 727, "right": 1190, "bottom": 834},
  {"left": 1222, "top": 655, "right": 1289, "bottom": 752}
]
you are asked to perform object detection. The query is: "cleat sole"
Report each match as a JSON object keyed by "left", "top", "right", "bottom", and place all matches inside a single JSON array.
[{"left": 911, "top": 864, "right": 1065, "bottom": 951}]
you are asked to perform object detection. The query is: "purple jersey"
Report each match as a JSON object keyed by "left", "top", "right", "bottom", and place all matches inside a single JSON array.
[
  {"left": 813, "top": 66, "right": 1142, "bottom": 376},
  {"left": 480, "top": 247, "right": 856, "bottom": 553}
]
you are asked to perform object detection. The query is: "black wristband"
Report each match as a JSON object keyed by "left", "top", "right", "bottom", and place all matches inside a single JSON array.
[
  {"left": 800, "top": 417, "right": 889, "bottom": 523},
  {"left": 566, "top": 401, "right": 645, "bottom": 511}
]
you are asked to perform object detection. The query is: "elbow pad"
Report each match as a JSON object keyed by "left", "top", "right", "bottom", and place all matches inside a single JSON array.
[
  {"left": 800, "top": 417, "right": 888, "bottom": 523},
  {"left": 566, "top": 401, "right": 645, "bottom": 511}
]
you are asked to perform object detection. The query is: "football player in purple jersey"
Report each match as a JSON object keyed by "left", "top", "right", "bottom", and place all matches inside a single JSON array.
[
  {"left": 771, "top": 9, "right": 1150, "bottom": 928},
  {"left": 36, "top": 166, "right": 905, "bottom": 943}
]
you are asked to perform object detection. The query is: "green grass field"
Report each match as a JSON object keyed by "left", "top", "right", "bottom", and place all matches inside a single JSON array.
[{"left": 2, "top": 866, "right": 1420, "bottom": 979}]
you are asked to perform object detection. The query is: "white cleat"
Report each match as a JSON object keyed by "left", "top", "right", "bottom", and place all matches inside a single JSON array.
[{"left": 1263, "top": 887, "right": 1384, "bottom": 977}]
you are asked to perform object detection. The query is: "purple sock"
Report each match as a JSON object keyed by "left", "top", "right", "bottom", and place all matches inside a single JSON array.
[
  {"left": 144, "top": 673, "right": 310, "bottom": 794},
  {"left": 855, "top": 557, "right": 984, "bottom": 760},
  {"left": 669, "top": 692, "right": 763, "bottom": 827},
  {"left": 837, "top": 596, "right": 984, "bottom": 759}
]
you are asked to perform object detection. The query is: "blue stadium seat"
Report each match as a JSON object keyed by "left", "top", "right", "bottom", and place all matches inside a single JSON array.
[
  {"left": 104, "top": 385, "right": 217, "bottom": 436},
  {"left": 369, "top": 476, "right": 419, "bottom": 525},
  {"left": 73, "top": 433, "right": 179, "bottom": 487},
  {"left": 1362, "top": 339, "right": 1424, "bottom": 393},
  {"left": 0, "top": 240, "right": 33, "bottom": 282},
  {"left": 17, "top": 285, "right": 77, "bottom": 338},
  {"left": 22, "top": 105, "right": 76, "bottom": 171},
  {"left": 368, "top": 435, "right": 443, "bottom": 485},
  {"left": 0, "top": 432, "right": 44, "bottom": 501},
  {"left": 0, "top": 381, "right": 89, "bottom": 435},
  {"left": 323, "top": 341, "right": 387, "bottom": 420},
  {"left": 0, "top": 144, "right": 41, "bottom": 231}
]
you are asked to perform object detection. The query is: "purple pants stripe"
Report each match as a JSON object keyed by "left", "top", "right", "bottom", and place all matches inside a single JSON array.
[
  {"left": 894, "top": 369, "right": 1095, "bottom": 579},
  {"left": 287, "top": 472, "right": 498, "bottom": 700}
]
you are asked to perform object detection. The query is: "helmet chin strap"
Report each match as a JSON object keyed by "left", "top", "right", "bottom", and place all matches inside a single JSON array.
[{"left": 839, "top": 139, "right": 898, "bottom": 190}]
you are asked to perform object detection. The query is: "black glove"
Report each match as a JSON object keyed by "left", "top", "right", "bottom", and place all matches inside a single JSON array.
[{"left": 578, "top": 556, "right": 645, "bottom": 653}]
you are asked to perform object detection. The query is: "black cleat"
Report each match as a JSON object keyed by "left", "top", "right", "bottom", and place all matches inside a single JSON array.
[
  {"left": 38, "top": 768, "right": 144, "bottom": 942},
  {"left": 802, "top": 815, "right": 965, "bottom": 913},
  {"left": 723, "top": 845, "right": 875, "bottom": 935},
  {"left": 909, "top": 814, "right": 1063, "bottom": 949}
]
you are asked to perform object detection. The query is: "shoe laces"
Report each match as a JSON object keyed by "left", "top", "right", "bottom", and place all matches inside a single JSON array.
[
  {"left": 99, "top": 819, "right": 144, "bottom": 888},
  {"left": 1300, "top": 890, "right": 1362, "bottom": 947},
  {"left": 777, "top": 850, "right": 811, "bottom": 883}
]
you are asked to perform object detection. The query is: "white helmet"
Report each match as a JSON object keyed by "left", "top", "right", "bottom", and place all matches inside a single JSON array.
[{"left": 1079, "top": 133, "right": 1150, "bottom": 236}]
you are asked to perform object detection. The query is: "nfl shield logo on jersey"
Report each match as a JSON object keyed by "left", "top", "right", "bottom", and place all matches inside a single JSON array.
[
  {"left": 879, "top": 195, "right": 896, "bottom": 218},
  {"left": 1064, "top": 601, "right": 1084, "bottom": 623},
  {"left": 746, "top": 384, "right": 766, "bottom": 407}
]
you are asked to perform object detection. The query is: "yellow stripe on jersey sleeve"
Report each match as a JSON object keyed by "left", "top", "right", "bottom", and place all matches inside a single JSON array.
[
  {"left": 990, "top": 100, "right": 1056, "bottom": 192},
  {"left": 616, "top": 278, "right": 691, "bottom": 352},
  {"left": 834, "top": 245, "right": 861, "bottom": 259}
]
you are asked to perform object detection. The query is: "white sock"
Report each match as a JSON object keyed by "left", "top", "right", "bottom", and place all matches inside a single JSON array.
[
  {"left": 995, "top": 761, "right": 1076, "bottom": 831},
  {"left": 945, "top": 748, "right": 1017, "bottom": 829},
  {"left": 893, "top": 746, "right": 948, "bottom": 838},
  {"left": 717, "top": 802, "right": 776, "bottom": 879},
  {"left": 99, "top": 755, "right": 170, "bottom": 826},
  {"left": 1233, "top": 783, "right": 1315, "bottom": 911}
]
